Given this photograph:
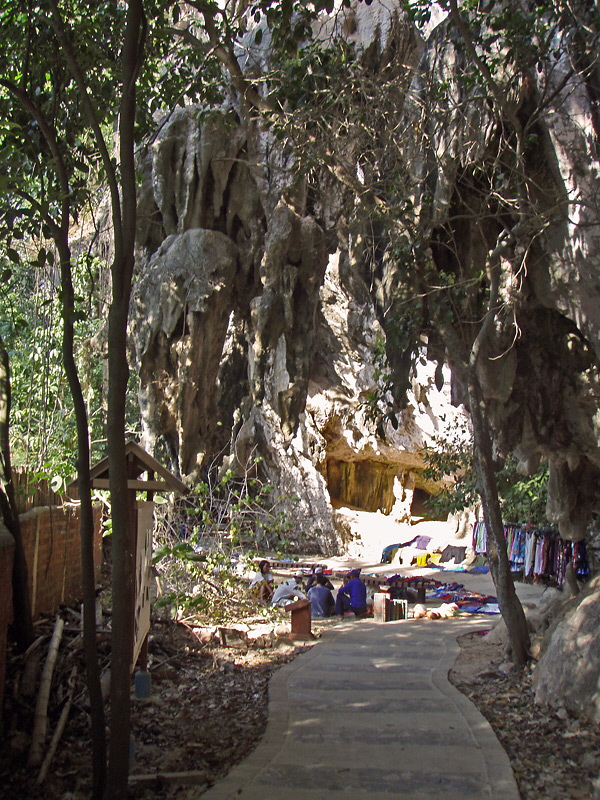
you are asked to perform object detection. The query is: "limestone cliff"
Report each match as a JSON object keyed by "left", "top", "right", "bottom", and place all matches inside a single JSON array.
[
  {"left": 131, "top": 1, "right": 600, "bottom": 553},
  {"left": 401, "top": 4, "right": 600, "bottom": 543},
  {"left": 131, "top": 104, "right": 464, "bottom": 551},
  {"left": 128, "top": 0, "right": 600, "bottom": 721}
]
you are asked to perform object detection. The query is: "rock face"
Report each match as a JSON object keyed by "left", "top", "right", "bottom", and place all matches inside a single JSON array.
[
  {"left": 533, "top": 576, "right": 600, "bottom": 723},
  {"left": 132, "top": 107, "right": 464, "bottom": 550},
  {"left": 131, "top": 1, "right": 600, "bottom": 559},
  {"left": 413, "top": 6, "right": 600, "bottom": 541}
]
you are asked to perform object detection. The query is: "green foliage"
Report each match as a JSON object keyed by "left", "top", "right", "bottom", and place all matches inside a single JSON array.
[
  {"left": 421, "top": 418, "right": 479, "bottom": 516},
  {"left": 496, "top": 455, "right": 549, "bottom": 525},
  {"left": 359, "top": 331, "right": 404, "bottom": 430},
  {"left": 0, "top": 3, "right": 119, "bottom": 211},
  {"left": 151, "top": 457, "right": 302, "bottom": 622},
  {"left": 0, "top": 1, "right": 194, "bottom": 482},
  {"left": 0, "top": 244, "right": 140, "bottom": 481},
  {"left": 1, "top": 257, "right": 71, "bottom": 473},
  {"left": 189, "top": 461, "right": 298, "bottom": 552},
  {"left": 422, "top": 418, "right": 550, "bottom": 524}
]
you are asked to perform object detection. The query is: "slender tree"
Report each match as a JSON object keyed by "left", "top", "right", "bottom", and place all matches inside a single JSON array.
[
  {"left": 0, "top": 9, "right": 110, "bottom": 791},
  {"left": 40, "top": 2, "right": 146, "bottom": 793},
  {"left": 0, "top": 335, "right": 34, "bottom": 651}
]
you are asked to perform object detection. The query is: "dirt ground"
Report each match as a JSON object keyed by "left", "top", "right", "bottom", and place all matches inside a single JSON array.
[
  {"left": 449, "top": 630, "right": 600, "bottom": 800},
  {"left": 3, "top": 608, "right": 600, "bottom": 799},
  {"left": 1, "top": 612, "right": 333, "bottom": 800}
]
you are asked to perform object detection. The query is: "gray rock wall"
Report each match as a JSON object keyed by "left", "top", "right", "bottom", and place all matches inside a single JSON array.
[
  {"left": 533, "top": 576, "right": 600, "bottom": 723},
  {"left": 391, "top": 3, "right": 600, "bottom": 541},
  {"left": 131, "top": 103, "right": 464, "bottom": 551},
  {"left": 130, "top": 0, "right": 600, "bottom": 555}
]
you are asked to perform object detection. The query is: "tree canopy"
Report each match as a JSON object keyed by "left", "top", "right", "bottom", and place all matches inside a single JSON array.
[{"left": 2, "top": 0, "right": 599, "bottom": 791}]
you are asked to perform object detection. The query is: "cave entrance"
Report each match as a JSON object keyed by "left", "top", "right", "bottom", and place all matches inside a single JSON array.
[
  {"left": 410, "top": 487, "right": 445, "bottom": 521},
  {"left": 325, "top": 458, "right": 396, "bottom": 514}
]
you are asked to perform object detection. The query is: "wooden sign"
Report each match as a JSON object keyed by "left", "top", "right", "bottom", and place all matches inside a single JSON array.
[
  {"left": 83, "top": 441, "right": 189, "bottom": 669},
  {"left": 133, "top": 501, "right": 154, "bottom": 667}
]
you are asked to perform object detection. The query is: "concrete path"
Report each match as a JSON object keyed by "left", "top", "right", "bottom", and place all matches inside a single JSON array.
[{"left": 202, "top": 613, "right": 521, "bottom": 800}]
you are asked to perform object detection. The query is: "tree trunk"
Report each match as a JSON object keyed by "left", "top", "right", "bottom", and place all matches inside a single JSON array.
[
  {"left": 436, "top": 299, "right": 530, "bottom": 666},
  {"left": 0, "top": 335, "right": 34, "bottom": 651},
  {"left": 105, "top": 303, "right": 135, "bottom": 800},
  {"left": 56, "top": 235, "right": 107, "bottom": 799},
  {"left": 468, "top": 371, "right": 530, "bottom": 665},
  {"left": 104, "top": 3, "right": 145, "bottom": 798},
  {"left": 463, "top": 229, "right": 530, "bottom": 666}
]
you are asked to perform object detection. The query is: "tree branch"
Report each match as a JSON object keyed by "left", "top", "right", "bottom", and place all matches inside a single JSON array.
[
  {"left": 0, "top": 79, "right": 70, "bottom": 235},
  {"left": 469, "top": 219, "right": 527, "bottom": 371},
  {"left": 46, "top": 0, "right": 123, "bottom": 250}
]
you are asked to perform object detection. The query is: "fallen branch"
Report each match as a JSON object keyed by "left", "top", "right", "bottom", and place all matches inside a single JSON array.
[
  {"left": 36, "top": 665, "right": 77, "bottom": 784},
  {"left": 128, "top": 769, "right": 208, "bottom": 787},
  {"left": 28, "top": 615, "right": 65, "bottom": 767},
  {"left": 149, "top": 652, "right": 184, "bottom": 672},
  {"left": 22, "top": 634, "right": 48, "bottom": 659}
]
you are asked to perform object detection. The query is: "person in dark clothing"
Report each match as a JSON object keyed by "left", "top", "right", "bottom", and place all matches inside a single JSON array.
[
  {"left": 335, "top": 569, "right": 367, "bottom": 616},
  {"left": 306, "top": 566, "right": 334, "bottom": 592},
  {"left": 307, "top": 574, "right": 335, "bottom": 617}
]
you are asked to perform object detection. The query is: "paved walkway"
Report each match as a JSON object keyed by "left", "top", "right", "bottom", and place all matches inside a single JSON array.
[{"left": 202, "top": 613, "right": 521, "bottom": 800}]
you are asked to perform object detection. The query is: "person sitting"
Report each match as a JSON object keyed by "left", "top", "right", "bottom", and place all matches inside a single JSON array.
[
  {"left": 305, "top": 566, "right": 334, "bottom": 592},
  {"left": 292, "top": 569, "right": 307, "bottom": 593},
  {"left": 271, "top": 573, "right": 306, "bottom": 608},
  {"left": 307, "top": 573, "right": 335, "bottom": 617},
  {"left": 335, "top": 569, "right": 367, "bottom": 616},
  {"left": 249, "top": 559, "right": 275, "bottom": 602}
]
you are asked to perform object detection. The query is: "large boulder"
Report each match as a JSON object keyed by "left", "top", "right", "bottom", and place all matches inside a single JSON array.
[{"left": 533, "top": 575, "right": 600, "bottom": 722}]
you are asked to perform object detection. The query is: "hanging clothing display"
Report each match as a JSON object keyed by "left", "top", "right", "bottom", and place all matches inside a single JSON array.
[{"left": 472, "top": 521, "right": 590, "bottom": 586}]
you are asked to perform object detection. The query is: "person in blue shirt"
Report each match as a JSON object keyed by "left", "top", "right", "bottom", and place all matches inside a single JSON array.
[
  {"left": 307, "top": 574, "right": 335, "bottom": 617},
  {"left": 335, "top": 569, "right": 367, "bottom": 616}
]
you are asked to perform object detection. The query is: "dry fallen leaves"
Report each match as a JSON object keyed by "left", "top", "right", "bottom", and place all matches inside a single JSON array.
[
  {"left": 3, "top": 619, "right": 600, "bottom": 799},
  {"left": 450, "top": 631, "right": 600, "bottom": 800}
]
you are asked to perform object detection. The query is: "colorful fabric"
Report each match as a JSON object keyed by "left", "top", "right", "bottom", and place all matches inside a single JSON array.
[{"left": 472, "top": 521, "right": 590, "bottom": 586}]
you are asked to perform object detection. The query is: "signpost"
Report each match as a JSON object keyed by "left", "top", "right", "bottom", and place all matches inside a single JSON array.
[{"left": 89, "top": 440, "right": 188, "bottom": 671}]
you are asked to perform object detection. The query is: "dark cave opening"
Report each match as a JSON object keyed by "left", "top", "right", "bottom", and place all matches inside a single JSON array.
[{"left": 325, "top": 458, "right": 396, "bottom": 514}]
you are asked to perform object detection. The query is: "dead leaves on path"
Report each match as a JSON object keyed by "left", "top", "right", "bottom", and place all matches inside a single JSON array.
[{"left": 452, "top": 632, "right": 600, "bottom": 800}]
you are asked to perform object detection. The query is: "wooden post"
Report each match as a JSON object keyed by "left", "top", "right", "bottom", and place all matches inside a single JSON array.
[{"left": 285, "top": 599, "right": 313, "bottom": 641}]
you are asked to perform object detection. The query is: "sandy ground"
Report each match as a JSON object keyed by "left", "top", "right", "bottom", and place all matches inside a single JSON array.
[{"left": 320, "top": 515, "right": 550, "bottom": 609}]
